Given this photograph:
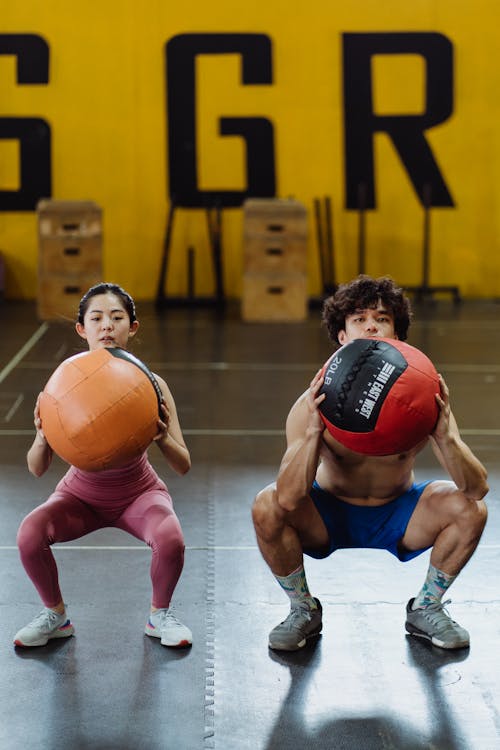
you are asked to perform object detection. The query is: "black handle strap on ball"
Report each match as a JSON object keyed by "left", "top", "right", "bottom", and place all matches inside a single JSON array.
[
  {"left": 333, "top": 342, "right": 378, "bottom": 423},
  {"left": 107, "top": 348, "right": 164, "bottom": 417}
]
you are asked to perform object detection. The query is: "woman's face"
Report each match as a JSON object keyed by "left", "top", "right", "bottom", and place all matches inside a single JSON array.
[{"left": 75, "top": 292, "right": 139, "bottom": 350}]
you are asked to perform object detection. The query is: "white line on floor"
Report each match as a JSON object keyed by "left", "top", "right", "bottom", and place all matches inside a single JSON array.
[
  {"left": 14, "top": 360, "right": 500, "bottom": 373},
  {"left": 2, "top": 428, "right": 500, "bottom": 437},
  {"left": 0, "top": 322, "right": 49, "bottom": 384},
  {"left": 4, "top": 393, "right": 24, "bottom": 422},
  {"left": 0, "top": 545, "right": 257, "bottom": 551},
  {"left": 1, "top": 544, "right": 500, "bottom": 551}
]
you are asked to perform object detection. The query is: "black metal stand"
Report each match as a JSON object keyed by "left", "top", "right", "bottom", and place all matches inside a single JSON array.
[
  {"left": 310, "top": 195, "right": 337, "bottom": 308},
  {"left": 404, "top": 184, "right": 461, "bottom": 304},
  {"left": 357, "top": 182, "right": 367, "bottom": 275},
  {"left": 155, "top": 200, "right": 226, "bottom": 309}
]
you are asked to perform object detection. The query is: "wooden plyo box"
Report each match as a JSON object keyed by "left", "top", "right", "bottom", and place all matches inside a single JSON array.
[
  {"left": 38, "top": 236, "right": 102, "bottom": 276},
  {"left": 37, "top": 200, "right": 102, "bottom": 238},
  {"left": 243, "top": 234, "right": 307, "bottom": 275},
  {"left": 37, "top": 200, "right": 103, "bottom": 321},
  {"left": 243, "top": 198, "right": 307, "bottom": 274},
  {"left": 242, "top": 199, "right": 308, "bottom": 321},
  {"left": 243, "top": 198, "right": 308, "bottom": 239},
  {"left": 241, "top": 272, "right": 308, "bottom": 322},
  {"left": 37, "top": 272, "right": 103, "bottom": 322}
]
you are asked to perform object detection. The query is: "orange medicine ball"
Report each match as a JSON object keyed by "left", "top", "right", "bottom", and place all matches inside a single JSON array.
[
  {"left": 319, "top": 337, "right": 440, "bottom": 456},
  {"left": 39, "top": 348, "right": 162, "bottom": 471}
]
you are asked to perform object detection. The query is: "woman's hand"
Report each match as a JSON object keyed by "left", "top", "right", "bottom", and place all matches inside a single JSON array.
[
  {"left": 153, "top": 401, "right": 170, "bottom": 442},
  {"left": 151, "top": 374, "right": 191, "bottom": 474},
  {"left": 27, "top": 393, "right": 53, "bottom": 476},
  {"left": 33, "top": 393, "right": 48, "bottom": 442}
]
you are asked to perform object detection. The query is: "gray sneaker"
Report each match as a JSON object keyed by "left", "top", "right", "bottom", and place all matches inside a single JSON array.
[
  {"left": 269, "top": 598, "right": 322, "bottom": 651},
  {"left": 14, "top": 608, "right": 74, "bottom": 648},
  {"left": 405, "top": 598, "right": 469, "bottom": 649}
]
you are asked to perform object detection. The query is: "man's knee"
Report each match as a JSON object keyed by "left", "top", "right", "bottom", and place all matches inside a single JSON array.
[
  {"left": 449, "top": 491, "right": 488, "bottom": 541},
  {"left": 252, "top": 484, "right": 282, "bottom": 538},
  {"left": 470, "top": 497, "right": 488, "bottom": 535},
  {"left": 252, "top": 484, "right": 273, "bottom": 523}
]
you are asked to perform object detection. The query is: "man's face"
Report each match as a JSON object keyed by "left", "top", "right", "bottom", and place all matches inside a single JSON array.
[{"left": 338, "top": 301, "right": 397, "bottom": 345}]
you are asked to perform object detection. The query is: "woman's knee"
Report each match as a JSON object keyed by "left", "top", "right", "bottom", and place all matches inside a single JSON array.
[
  {"left": 17, "top": 510, "right": 44, "bottom": 546},
  {"left": 152, "top": 516, "right": 185, "bottom": 559},
  {"left": 16, "top": 512, "right": 46, "bottom": 554}
]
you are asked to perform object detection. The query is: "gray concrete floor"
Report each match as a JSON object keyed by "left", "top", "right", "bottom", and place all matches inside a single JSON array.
[{"left": 1, "top": 299, "right": 499, "bottom": 749}]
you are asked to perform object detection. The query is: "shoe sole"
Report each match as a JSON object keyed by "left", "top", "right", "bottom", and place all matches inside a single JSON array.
[
  {"left": 145, "top": 629, "right": 192, "bottom": 648},
  {"left": 14, "top": 625, "right": 74, "bottom": 648},
  {"left": 405, "top": 622, "right": 469, "bottom": 650},
  {"left": 161, "top": 638, "right": 192, "bottom": 648},
  {"left": 268, "top": 624, "right": 322, "bottom": 651}
]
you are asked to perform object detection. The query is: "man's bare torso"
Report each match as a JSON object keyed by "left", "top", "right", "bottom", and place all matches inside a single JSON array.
[
  {"left": 316, "top": 430, "right": 427, "bottom": 505},
  {"left": 293, "top": 390, "right": 427, "bottom": 506}
]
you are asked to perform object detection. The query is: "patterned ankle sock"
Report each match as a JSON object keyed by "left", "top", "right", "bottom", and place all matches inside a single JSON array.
[
  {"left": 412, "top": 563, "right": 456, "bottom": 609},
  {"left": 274, "top": 564, "right": 317, "bottom": 610}
]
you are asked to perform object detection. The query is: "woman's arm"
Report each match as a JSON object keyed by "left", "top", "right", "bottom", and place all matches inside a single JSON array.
[
  {"left": 26, "top": 393, "right": 54, "bottom": 477},
  {"left": 152, "top": 375, "right": 191, "bottom": 475}
]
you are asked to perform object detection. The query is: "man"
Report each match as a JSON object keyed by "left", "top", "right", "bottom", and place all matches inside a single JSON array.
[{"left": 252, "top": 275, "right": 488, "bottom": 651}]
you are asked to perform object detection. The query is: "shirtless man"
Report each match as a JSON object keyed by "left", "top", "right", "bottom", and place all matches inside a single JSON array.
[{"left": 252, "top": 275, "right": 488, "bottom": 651}]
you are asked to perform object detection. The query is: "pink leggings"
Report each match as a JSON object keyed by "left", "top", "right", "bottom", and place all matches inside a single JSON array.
[{"left": 17, "top": 459, "right": 185, "bottom": 609}]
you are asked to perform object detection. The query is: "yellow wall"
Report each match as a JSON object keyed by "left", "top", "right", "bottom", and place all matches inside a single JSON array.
[{"left": 0, "top": 1, "right": 499, "bottom": 300}]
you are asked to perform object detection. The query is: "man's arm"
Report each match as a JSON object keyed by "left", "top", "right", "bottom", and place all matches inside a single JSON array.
[
  {"left": 430, "top": 375, "right": 489, "bottom": 502},
  {"left": 275, "top": 369, "right": 326, "bottom": 512}
]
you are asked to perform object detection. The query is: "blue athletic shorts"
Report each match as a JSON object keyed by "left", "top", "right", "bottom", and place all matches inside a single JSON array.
[{"left": 305, "top": 480, "right": 433, "bottom": 562}]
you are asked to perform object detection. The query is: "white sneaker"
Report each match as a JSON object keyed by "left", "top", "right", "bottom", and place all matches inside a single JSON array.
[
  {"left": 145, "top": 608, "right": 192, "bottom": 648},
  {"left": 14, "top": 608, "right": 74, "bottom": 647}
]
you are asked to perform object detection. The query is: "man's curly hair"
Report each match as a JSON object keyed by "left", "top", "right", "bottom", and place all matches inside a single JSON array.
[{"left": 321, "top": 275, "right": 412, "bottom": 343}]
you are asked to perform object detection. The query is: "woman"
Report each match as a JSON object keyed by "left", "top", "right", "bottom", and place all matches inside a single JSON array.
[{"left": 15, "top": 282, "right": 192, "bottom": 648}]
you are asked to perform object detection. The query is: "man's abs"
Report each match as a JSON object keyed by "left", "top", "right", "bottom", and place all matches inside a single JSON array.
[{"left": 316, "top": 439, "right": 418, "bottom": 506}]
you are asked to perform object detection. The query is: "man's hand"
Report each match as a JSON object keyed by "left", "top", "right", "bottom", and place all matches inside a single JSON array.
[
  {"left": 432, "top": 374, "right": 452, "bottom": 441},
  {"left": 305, "top": 369, "right": 327, "bottom": 435}
]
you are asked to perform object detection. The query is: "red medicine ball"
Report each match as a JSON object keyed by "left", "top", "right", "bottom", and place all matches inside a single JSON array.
[
  {"left": 319, "top": 337, "right": 439, "bottom": 455},
  {"left": 39, "top": 348, "right": 163, "bottom": 471}
]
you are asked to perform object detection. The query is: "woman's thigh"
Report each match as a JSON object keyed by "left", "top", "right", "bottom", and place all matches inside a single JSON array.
[
  {"left": 115, "top": 489, "right": 182, "bottom": 544},
  {"left": 18, "top": 491, "right": 104, "bottom": 544}
]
